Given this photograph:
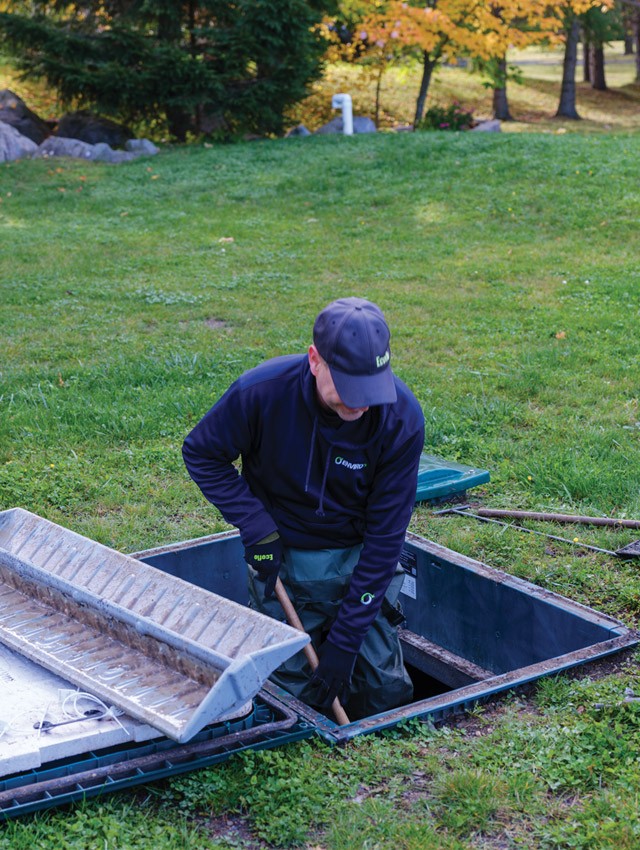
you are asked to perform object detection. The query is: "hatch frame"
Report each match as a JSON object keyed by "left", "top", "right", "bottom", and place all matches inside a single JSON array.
[{"left": 134, "top": 529, "right": 638, "bottom": 743}]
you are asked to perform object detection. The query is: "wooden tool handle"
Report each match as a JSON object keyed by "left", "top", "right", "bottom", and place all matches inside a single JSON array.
[{"left": 274, "top": 578, "right": 350, "bottom": 726}]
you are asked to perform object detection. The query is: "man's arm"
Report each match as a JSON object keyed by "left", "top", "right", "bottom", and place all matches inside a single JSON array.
[
  {"left": 182, "top": 382, "right": 278, "bottom": 546},
  {"left": 326, "top": 421, "right": 424, "bottom": 654}
]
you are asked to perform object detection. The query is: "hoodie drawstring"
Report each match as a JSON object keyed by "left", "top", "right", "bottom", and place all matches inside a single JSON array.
[
  {"left": 304, "top": 417, "right": 318, "bottom": 495},
  {"left": 304, "top": 416, "right": 332, "bottom": 517},
  {"left": 316, "top": 452, "right": 332, "bottom": 517}
]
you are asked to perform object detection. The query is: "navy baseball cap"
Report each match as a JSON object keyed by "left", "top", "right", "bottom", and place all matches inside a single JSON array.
[{"left": 313, "top": 297, "right": 397, "bottom": 408}]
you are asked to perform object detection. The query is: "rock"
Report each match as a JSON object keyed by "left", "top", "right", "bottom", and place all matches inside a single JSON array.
[
  {"left": 314, "top": 117, "right": 342, "bottom": 134},
  {"left": 0, "top": 89, "right": 51, "bottom": 145},
  {"left": 35, "top": 136, "right": 96, "bottom": 160},
  {"left": 55, "top": 110, "right": 132, "bottom": 147},
  {"left": 35, "top": 135, "right": 155, "bottom": 163},
  {"left": 353, "top": 117, "right": 377, "bottom": 133},
  {"left": 315, "top": 116, "right": 377, "bottom": 135},
  {"left": 91, "top": 142, "right": 136, "bottom": 163},
  {"left": 472, "top": 119, "right": 501, "bottom": 133},
  {"left": 285, "top": 124, "right": 311, "bottom": 138},
  {"left": 124, "top": 138, "right": 159, "bottom": 156},
  {"left": 0, "top": 120, "right": 38, "bottom": 162}
]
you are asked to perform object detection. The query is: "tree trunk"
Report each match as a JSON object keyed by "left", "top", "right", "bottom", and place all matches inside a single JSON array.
[
  {"left": 375, "top": 64, "right": 384, "bottom": 128},
  {"left": 158, "top": 8, "right": 194, "bottom": 141},
  {"left": 165, "top": 106, "right": 191, "bottom": 142},
  {"left": 634, "top": 11, "right": 640, "bottom": 82},
  {"left": 591, "top": 43, "right": 607, "bottom": 90},
  {"left": 413, "top": 51, "right": 437, "bottom": 127},
  {"left": 624, "top": 33, "right": 634, "bottom": 55},
  {"left": 556, "top": 16, "right": 581, "bottom": 120},
  {"left": 493, "top": 56, "right": 512, "bottom": 120},
  {"left": 582, "top": 33, "right": 591, "bottom": 82}
]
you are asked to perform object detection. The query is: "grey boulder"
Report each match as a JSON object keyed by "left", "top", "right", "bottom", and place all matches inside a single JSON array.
[
  {"left": 125, "top": 138, "right": 159, "bottom": 156},
  {"left": 0, "top": 120, "right": 38, "bottom": 162},
  {"left": 91, "top": 142, "right": 136, "bottom": 163},
  {"left": 315, "top": 116, "right": 377, "bottom": 135},
  {"left": 35, "top": 136, "right": 153, "bottom": 162},
  {"left": 285, "top": 124, "right": 311, "bottom": 138},
  {"left": 35, "top": 136, "right": 98, "bottom": 160},
  {"left": 472, "top": 120, "right": 501, "bottom": 132}
]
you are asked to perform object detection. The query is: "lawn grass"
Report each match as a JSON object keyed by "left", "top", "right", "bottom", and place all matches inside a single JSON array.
[{"left": 1, "top": 125, "right": 640, "bottom": 846}]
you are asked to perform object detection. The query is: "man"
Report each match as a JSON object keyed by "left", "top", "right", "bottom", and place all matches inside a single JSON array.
[{"left": 182, "top": 297, "right": 424, "bottom": 719}]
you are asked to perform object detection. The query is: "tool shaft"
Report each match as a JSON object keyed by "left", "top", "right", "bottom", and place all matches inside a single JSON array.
[{"left": 274, "top": 578, "right": 350, "bottom": 726}]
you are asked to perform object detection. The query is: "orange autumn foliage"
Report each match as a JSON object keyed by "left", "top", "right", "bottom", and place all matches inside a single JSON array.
[{"left": 346, "top": 0, "right": 613, "bottom": 122}]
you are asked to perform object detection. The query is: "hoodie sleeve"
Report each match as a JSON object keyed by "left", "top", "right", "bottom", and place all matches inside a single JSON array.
[
  {"left": 182, "top": 382, "right": 279, "bottom": 546},
  {"left": 327, "top": 402, "right": 424, "bottom": 655}
]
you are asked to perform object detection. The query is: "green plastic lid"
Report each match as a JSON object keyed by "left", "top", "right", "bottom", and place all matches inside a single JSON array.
[{"left": 415, "top": 453, "right": 490, "bottom": 503}]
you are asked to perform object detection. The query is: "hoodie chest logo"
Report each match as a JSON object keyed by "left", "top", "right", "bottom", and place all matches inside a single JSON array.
[{"left": 334, "top": 456, "right": 367, "bottom": 471}]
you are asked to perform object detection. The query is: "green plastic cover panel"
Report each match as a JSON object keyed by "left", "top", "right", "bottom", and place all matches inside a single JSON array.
[{"left": 415, "top": 453, "right": 490, "bottom": 503}]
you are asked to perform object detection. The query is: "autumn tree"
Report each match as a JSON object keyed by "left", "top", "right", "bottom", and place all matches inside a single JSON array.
[
  {"left": 634, "top": 6, "right": 640, "bottom": 81},
  {"left": 0, "top": 0, "right": 329, "bottom": 140},
  {"left": 554, "top": 0, "right": 614, "bottom": 119},
  {"left": 355, "top": 0, "right": 562, "bottom": 126}
]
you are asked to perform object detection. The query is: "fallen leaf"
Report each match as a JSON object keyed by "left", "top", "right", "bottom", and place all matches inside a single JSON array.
[{"left": 555, "top": 331, "right": 566, "bottom": 339}]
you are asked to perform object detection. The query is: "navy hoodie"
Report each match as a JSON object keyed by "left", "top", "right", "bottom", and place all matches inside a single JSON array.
[{"left": 182, "top": 354, "right": 424, "bottom": 654}]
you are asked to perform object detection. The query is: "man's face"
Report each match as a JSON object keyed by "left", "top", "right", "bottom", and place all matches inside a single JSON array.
[{"left": 308, "top": 345, "right": 369, "bottom": 422}]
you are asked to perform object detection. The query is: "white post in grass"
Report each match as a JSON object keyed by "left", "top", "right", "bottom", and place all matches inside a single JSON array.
[{"left": 331, "top": 93, "right": 353, "bottom": 136}]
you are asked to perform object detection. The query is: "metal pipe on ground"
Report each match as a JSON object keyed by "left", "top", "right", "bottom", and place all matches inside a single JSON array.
[
  {"left": 433, "top": 506, "right": 640, "bottom": 559},
  {"left": 474, "top": 509, "right": 640, "bottom": 529}
]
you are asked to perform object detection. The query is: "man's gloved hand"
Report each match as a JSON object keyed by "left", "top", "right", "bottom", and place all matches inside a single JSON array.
[
  {"left": 309, "top": 641, "right": 357, "bottom": 708},
  {"left": 244, "top": 533, "right": 283, "bottom": 599}
]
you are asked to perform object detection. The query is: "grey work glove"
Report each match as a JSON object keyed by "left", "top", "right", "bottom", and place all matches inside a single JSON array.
[{"left": 245, "top": 533, "right": 283, "bottom": 599}]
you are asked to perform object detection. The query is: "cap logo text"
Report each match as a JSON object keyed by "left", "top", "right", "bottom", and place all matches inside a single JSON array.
[{"left": 376, "top": 350, "right": 390, "bottom": 369}]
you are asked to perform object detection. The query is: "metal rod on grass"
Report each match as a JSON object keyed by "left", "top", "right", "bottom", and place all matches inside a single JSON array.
[{"left": 475, "top": 509, "right": 640, "bottom": 529}]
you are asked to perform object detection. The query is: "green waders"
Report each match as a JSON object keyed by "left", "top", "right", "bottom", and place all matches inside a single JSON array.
[{"left": 248, "top": 545, "right": 414, "bottom": 720}]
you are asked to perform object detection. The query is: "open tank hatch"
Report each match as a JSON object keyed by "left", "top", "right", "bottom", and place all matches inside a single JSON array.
[
  {"left": 134, "top": 529, "right": 638, "bottom": 742},
  {"left": 0, "top": 521, "right": 636, "bottom": 817}
]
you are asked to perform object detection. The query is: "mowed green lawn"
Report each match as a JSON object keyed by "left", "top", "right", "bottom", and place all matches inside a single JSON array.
[{"left": 1, "top": 131, "right": 640, "bottom": 848}]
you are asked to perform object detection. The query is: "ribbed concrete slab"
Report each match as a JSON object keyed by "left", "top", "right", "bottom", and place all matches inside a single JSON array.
[
  {"left": 0, "top": 509, "right": 309, "bottom": 742},
  {"left": 0, "top": 641, "right": 163, "bottom": 777}
]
